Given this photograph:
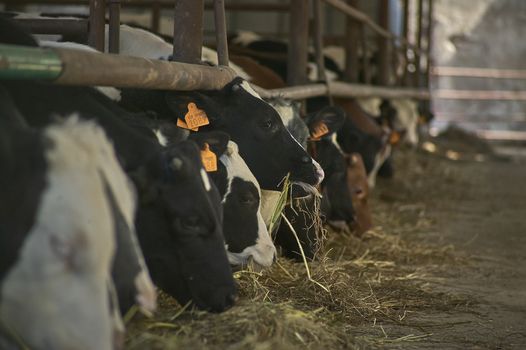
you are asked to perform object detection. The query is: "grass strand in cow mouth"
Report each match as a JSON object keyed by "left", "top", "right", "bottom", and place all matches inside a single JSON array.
[{"left": 267, "top": 174, "right": 290, "bottom": 235}]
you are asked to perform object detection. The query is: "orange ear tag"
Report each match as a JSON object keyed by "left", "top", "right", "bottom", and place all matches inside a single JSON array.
[
  {"left": 310, "top": 122, "right": 329, "bottom": 140},
  {"left": 200, "top": 143, "right": 217, "bottom": 172},
  {"left": 185, "top": 102, "right": 210, "bottom": 129},
  {"left": 389, "top": 131, "right": 401, "bottom": 145},
  {"left": 176, "top": 118, "right": 199, "bottom": 131}
]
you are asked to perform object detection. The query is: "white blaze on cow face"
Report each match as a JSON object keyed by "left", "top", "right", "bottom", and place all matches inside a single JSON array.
[
  {"left": 0, "top": 117, "right": 122, "bottom": 350},
  {"left": 220, "top": 141, "right": 276, "bottom": 267},
  {"left": 367, "top": 143, "right": 392, "bottom": 188},
  {"left": 390, "top": 99, "right": 419, "bottom": 146},
  {"left": 153, "top": 129, "right": 168, "bottom": 147}
]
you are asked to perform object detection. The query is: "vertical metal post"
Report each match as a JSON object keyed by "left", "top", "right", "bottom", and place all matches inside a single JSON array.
[
  {"left": 287, "top": 0, "right": 309, "bottom": 85},
  {"left": 344, "top": 0, "right": 359, "bottom": 82},
  {"left": 424, "top": 0, "right": 433, "bottom": 88},
  {"left": 172, "top": 0, "right": 204, "bottom": 64},
  {"left": 108, "top": 0, "right": 120, "bottom": 54},
  {"left": 359, "top": 23, "right": 371, "bottom": 84},
  {"left": 88, "top": 0, "right": 106, "bottom": 52},
  {"left": 377, "top": 0, "right": 390, "bottom": 85},
  {"left": 401, "top": 0, "right": 410, "bottom": 86},
  {"left": 151, "top": 1, "right": 161, "bottom": 33},
  {"left": 414, "top": 0, "right": 423, "bottom": 87},
  {"left": 312, "top": 0, "right": 327, "bottom": 82},
  {"left": 213, "top": 0, "right": 229, "bottom": 66}
]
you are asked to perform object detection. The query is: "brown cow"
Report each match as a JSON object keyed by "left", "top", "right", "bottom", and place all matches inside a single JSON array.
[{"left": 345, "top": 153, "right": 372, "bottom": 236}]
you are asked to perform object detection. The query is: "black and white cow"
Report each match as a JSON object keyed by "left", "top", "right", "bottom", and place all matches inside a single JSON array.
[
  {"left": 268, "top": 99, "right": 352, "bottom": 259},
  {"left": 0, "top": 110, "right": 127, "bottom": 349},
  {"left": 0, "top": 18, "right": 237, "bottom": 312}
]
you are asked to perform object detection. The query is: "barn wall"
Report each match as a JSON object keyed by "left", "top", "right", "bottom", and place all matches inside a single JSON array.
[{"left": 431, "top": 0, "right": 526, "bottom": 138}]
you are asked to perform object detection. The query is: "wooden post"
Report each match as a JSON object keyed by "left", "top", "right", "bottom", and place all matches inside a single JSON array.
[
  {"left": 377, "top": 0, "right": 390, "bottom": 85},
  {"left": 213, "top": 0, "right": 229, "bottom": 66},
  {"left": 172, "top": 0, "right": 204, "bottom": 64},
  {"left": 88, "top": 0, "right": 106, "bottom": 52},
  {"left": 414, "top": 0, "right": 423, "bottom": 87},
  {"left": 108, "top": 0, "right": 121, "bottom": 54},
  {"left": 151, "top": 1, "right": 161, "bottom": 33},
  {"left": 344, "top": 0, "right": 359, "bottom": 82},
  {"left": 287, "top": 0, "right": 309, "bottom": 85},
  {"left": 312, "top": 0, "right": 327, "bottom": 81}
]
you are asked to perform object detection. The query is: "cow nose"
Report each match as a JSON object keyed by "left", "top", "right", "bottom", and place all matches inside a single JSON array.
[{"left": 301, "top": 155, "right": 311, "bottom": 164}]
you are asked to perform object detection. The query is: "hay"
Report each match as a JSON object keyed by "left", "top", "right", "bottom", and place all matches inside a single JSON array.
[{"left": 125, "top": 149, "right": 477, "bottom": 349}]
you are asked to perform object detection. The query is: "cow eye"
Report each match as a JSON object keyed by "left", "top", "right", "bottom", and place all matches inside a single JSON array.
[
  {"left": 239, "top": 193, "right": 256, "bottom": 206},
  {"left": 260, "top": 120, "right": 273, "bottom": 129},
  {"left": 180, "top": 216, "right": 203, "bottom": 233}
]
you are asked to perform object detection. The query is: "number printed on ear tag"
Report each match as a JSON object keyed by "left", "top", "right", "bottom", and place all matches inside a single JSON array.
[
  {"left": 176, "top": 118, "right": 199, "bottom": 131},
  {"left": 200, "top": 143, "right": 217, "bottom": 172},
  {"left": 185, "top": 102, "right": 210, "bottom": 129},
  {"left": 310, "top": 122, "right": 329, "bottom": 140}
]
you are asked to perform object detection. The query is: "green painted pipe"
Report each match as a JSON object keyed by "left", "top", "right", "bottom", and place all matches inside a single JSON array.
[{"left": 0, "top": 44, "right": 63, "bottom": 80}]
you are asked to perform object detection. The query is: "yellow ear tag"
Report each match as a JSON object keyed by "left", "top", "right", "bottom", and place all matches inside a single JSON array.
[
  {"left": 185, "top": 102, "right": 209, "bottom": 129},
  {"left": 310, "top": 122, "right": 329, "bottom": 140},
  {"left": 200, "top": 143, "right": 217, "bottom": 172},
  {"left": 176, "top": 118, "right": 199, "bottom": 131}
]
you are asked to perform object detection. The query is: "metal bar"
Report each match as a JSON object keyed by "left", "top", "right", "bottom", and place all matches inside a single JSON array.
[
  {"left": 321, "top": 0, "right": 422, "bottom": 55},
  {"left": 312, "top": 0, "right": 327, "bottom": 82},
  {"left": 0, "top": 44, "right": 236, "bottom": 90},
  {"left": 401, "top": 0, "right": 410, "bottom": 86},
  {"left": 2, "top": 0, "right": 290, "bottom": 11},
  {"left": 151, "top": 1, "right": 161, "bottom": 33},
  {"left": 172, "top": 0, "right": 204, "bottom": 64},
  {"left": 108, "top": 0, "right": 121, "bottom": 54},
  {"left": 359, "top": 22, "right": 370, "bottom": 84},
  {"left": 434, "top": 89, "right": 526, "bottom": 101},
  {"left": 424, "top": 0, "right": 433, "bottom": 87},
  {"left": 430, "top": 66, "right": 526, "bottom": 79},
  {"left": 287, "top": 0, "right": 309, "bottom": 85},
  {"left": 344, "top": 0, "right": 359, "bottom": 82},
  {"left": 254, "top": 81, "right": 430, "bottom": 100},
  {"left": 88, "top": 0, "right": 106, "bottom": 52},
  {"left": 213, "top": 0, "right": 229, "bottom": 66},
  {"left": 377, "top": 0, "right": 390, "bottom": 85},
  {"left": 14, "top": 18, "right": 88, "bottom": 36},
  {"left": 414, "top": 0, "right": 423, "bottom": 87}
]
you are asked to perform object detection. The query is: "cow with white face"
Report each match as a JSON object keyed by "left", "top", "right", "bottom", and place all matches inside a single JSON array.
[{"left": 0, "top": 113, "right": 128, "bottom": 350}]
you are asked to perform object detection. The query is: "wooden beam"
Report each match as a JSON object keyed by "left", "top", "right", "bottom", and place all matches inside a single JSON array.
[
  {"left": 401, "top": 0, "right": 410, "bottom": 86},
  {"left": 287, "top": 0, "right": 310, "bottom": 85},
  {"left": 151, "top": 1, "right": 161, "bottom": 33},
  {"left": 424, "top": 0, "right": 433, "bottom": 88},
  {"left": 88, "top": 0, "right": 105, "bottom": 52},
  {"left": 172, "top": 0, "right": 204, "bottom": 64}
]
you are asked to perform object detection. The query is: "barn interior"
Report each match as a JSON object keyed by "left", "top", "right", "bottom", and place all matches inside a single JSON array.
[{"left": 0, "top": 0, "right": 525, "bottom": 349}]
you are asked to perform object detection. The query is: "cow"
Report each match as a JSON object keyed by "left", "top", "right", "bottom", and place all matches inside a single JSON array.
[
  {"left": 0, "top": 111, "right": 126, "bottom": 349},
  {"left": 0, "top": 18, "right": 238, "bottom": 312}
]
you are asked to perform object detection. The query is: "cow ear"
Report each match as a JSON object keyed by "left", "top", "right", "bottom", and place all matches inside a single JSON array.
[
  {"left": 164, "top": 91, "right": 222, "bottom": 124},
  {"left": 306, "top": 106, "right": 346, "bottom": 140},
  {"left": 189, "top": 131, "right": 230, "bottom": 157}
]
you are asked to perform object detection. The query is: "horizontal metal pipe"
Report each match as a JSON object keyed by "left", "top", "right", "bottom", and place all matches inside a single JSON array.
[
  {"left": 2, "top": 0, "right": 289, "bottom": 11},
  {"left": 0, "top": 44, "right": 237, "bottom": 90},
  {"left": 254, "top": 82, "right": 430, "bottom": 100},
  {"left": 0, "top": 44, "right": 428, "bottom": 99}
]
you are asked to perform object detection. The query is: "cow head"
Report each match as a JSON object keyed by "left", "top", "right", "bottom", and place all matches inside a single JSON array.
[
  {"left": 304, "top": 106, "right": 356, "bottom": 228},
  {"left": 190, "top": 133, "right": 276, "bottom": 268},
  {"left": 345, "top": 153, "right": 372, "bottom": 236},
  {"left": 163, "top": 78, "right": 324, "bottom": 190},
  {"left": 130, "top": 140, "right": 237, "bottom": 312}
]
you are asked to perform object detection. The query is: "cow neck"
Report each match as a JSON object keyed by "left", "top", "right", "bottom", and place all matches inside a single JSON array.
[{"left": 0, "top": 313, "right": 30, "bottom": 350}]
